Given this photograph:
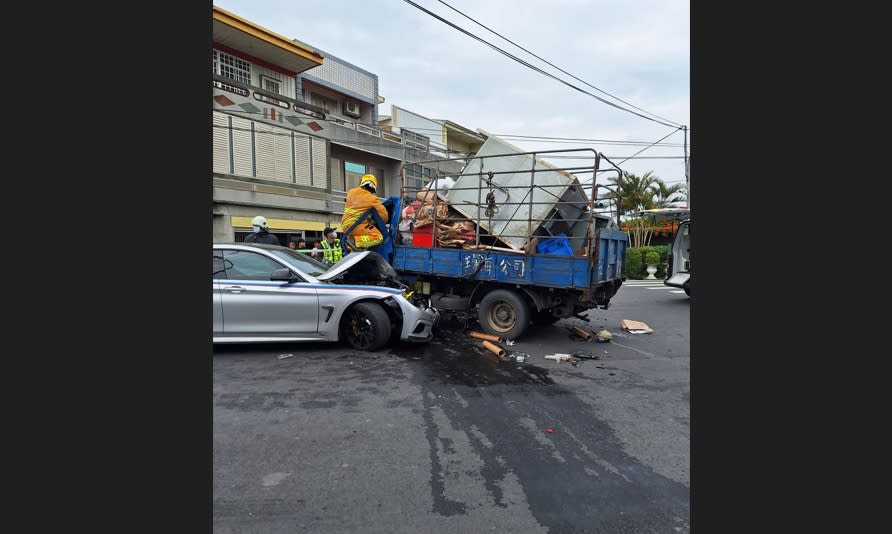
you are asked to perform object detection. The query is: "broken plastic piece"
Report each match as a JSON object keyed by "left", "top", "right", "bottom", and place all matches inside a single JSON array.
[
  {"left": 277, "top": 354, "right": 294, "bottom": 360},
  {"left": 546, "top": 427, "right": 554, "bottom": 433},
  {"left": 545, "top": 353, "right": 574, "bottom": 362}
]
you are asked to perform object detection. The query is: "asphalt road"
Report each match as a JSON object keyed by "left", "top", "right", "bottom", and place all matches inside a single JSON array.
[{"left": 214, "top": 280, "right": 690, "bottom": 533}]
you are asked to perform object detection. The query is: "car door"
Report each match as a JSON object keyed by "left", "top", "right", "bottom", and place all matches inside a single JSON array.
[
  {"left": 219, "top": 249, "right": 320, "bottom": 337},
  {"left": 213, "top": 251, "right": 226, "bottom": 335}
]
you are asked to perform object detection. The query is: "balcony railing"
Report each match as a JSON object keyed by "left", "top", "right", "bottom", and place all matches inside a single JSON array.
[
  {"left": 213, "top": 74, "right": 476, "bottom": 166},
  {"left": 214, "top": 74, "right": 407, "bottom": 147}
]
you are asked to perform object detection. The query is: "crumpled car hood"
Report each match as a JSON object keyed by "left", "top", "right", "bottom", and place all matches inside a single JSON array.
[{"left": 316, "top": 251, "right": 399, "bottom": 283}]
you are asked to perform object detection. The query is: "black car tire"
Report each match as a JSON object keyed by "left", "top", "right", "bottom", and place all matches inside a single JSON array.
[
  {"left": 342, "top": 302, "right": 391, "bottom": 351},
  {"left": 478, "top": 289, "right": 530, "bottom": 340}
]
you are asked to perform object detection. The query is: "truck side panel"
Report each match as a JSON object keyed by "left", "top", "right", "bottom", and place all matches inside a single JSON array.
[
  {"left": 594, "top": 229, "right": 628, "bottom": 282},
  {"left": 393, "top": 229, "right": 627, "bottom": 290}
]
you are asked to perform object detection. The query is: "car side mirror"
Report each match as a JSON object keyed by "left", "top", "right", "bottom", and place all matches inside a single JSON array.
[{"left": 270, "top": 268, "right": 299, "bottom": 282}]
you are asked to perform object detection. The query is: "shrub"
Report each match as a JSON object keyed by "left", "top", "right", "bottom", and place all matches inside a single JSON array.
[
  {"left": 645, "top": 250, "right": 660, "bottom": 264},
  {"left": 624, "top": 247, "right": 643, "bottom": 279}
]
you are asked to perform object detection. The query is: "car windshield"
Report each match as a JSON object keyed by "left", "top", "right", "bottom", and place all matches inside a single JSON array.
[{"left": 267, "top": 248, "right": 330, "bottom": 278}]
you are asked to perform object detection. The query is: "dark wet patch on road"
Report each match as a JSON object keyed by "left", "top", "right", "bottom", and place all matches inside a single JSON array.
[{"left": 389, "top": 332, "right": 554, "bottom": 387}]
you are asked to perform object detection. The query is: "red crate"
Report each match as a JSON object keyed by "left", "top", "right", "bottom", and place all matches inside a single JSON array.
[{"left": 413, "top": 224, "right": 434, "bottom": 248}]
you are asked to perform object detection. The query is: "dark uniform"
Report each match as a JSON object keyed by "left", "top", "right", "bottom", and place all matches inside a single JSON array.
[{"left": 244, "top": 230, "right": 280, "bottom": 245}]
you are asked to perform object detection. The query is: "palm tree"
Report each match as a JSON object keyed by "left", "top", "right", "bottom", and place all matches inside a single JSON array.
[
  {"left": 605, "top": 171, "right": 685, "bottom": 247},
  {"left": 652, "top": 182, "right": 687, "bottom": 208},
  {"left": 606, "top": 171, "right": 659, "bottom": 214}
]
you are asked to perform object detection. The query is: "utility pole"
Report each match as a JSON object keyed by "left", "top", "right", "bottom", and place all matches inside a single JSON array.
[{"left": 683, "top": 125, "right": 690, "bottom": 210}]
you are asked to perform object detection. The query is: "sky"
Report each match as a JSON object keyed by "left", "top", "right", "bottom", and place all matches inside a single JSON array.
[{"left": 215, "top": 0, "right": 690, "bottom": 195}]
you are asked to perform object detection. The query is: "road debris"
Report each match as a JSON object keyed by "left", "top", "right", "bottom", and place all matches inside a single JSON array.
[
  {"left": 546, "top": 427, "right": 554, "bottom": 433},
  {"left": 571, "top": 351, "right": 601, "bottom": 361},
  {"left": 507, "top": 351, "right": 528, "bottom": 363},
  {"left": 567, "top": 325, "right": 594, "bottom": 341},
  {"left": 505, "top": 339, "right": 516, "bottom": 346},
  {"left": 545, "top": 353, "right": 579, "bottom": 366},
  {"left": 482, "top": 340, "right": 506, "bottom": 357},
  {"left": 596, "top": 329, "right": 613, "bottom": 342},
  {"left": 469, "top": 330, "right": 502, "bottom": 343},
  {"left": 277, "top": 353, "right": 295, "bottom": 360},
  {"left": 621, "top": 319, "right": 654, "bottom": 334}
]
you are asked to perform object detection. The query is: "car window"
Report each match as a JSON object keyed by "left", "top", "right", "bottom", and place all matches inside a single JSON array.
[
  {"left": 213, "top": 252, "right": 227, "bottom": 279},
  {"left": 268, "top": 248, "right": 328, "bottom": 278},
  {"left": 223, "top": 250, "right": 284, "bottom": 281}
]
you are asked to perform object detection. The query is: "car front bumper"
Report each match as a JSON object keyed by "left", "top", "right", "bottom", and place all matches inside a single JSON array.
[{"left": 398, "top": 302, "right": 439, "bottom": 343}]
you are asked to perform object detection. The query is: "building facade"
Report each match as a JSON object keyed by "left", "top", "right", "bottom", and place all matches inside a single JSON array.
[{"left": 212, "top": 6, "right": 485, "bottom": 245}]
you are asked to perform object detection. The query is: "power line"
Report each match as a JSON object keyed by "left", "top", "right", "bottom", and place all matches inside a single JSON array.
[
  {"left": 213, "top": 119, "right": 683, "bottom": 155},
  {"left": 500, "top": 137, "right": 685, "bottom": 147},
  {"left": 214, "top": 122, "right": 688, "bottom": 173},
  {"left": 220, "top": 105, "right": 691, "bottom": 147},
  {"left": 546, "top": 155, "right": 686, "bottom": 160},
  {"left": 433, "top": 0, "right": 683, "bottom": 128},
  {"left": 494, "top": 132, "right": 688, "bottom": 144},
  {"left": 617, "top": 129, "right": 683, "bottom": 165},
  {"left": 400, "top": 0, "right": 682, "bottom": 129}
]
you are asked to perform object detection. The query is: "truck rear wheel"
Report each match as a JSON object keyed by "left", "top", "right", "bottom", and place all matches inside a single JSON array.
[{"left": 479, "top": 289, "right": 530, "bottom": 340}]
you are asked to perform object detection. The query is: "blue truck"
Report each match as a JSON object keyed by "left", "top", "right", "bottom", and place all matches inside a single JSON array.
[{"left": 340, "top": 145, "right": 629, "bottom": 340}]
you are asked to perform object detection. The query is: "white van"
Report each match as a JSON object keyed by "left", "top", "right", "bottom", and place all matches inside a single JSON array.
[{"left": 665, "top": 219, "right": 690, "bottom": 296}]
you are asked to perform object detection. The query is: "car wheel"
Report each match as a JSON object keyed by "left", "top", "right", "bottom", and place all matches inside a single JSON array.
[
  {"left": 531, "top": 310, "right": 560, "bottom": 325},
  {"left": 342, "top": 302, "right": 391, "bottom": 351},
  {"left": 478, "top": 289, "right": 530, "bottom": 340}
]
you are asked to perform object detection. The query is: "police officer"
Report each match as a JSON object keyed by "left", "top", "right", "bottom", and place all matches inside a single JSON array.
[
  {"left": 243, "top": 216, "right": 280, "bottom": 245},
  {"left": 320, "top": 227, "right": 343, "bottom": 265}
]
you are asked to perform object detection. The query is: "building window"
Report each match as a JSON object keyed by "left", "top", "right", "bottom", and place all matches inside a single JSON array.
[
  {"left": 404, "top": 164, "right": 433, "bottom": 197},
  {"left": 344, "top": 161, "right": 366, "bottom": 191},
  {"left": 261, "top": 74, "right": 281, "bottom": 94},
  {"left": 213, "top": 49, "right": 251, "bottom": 85},
  {"left": 310, "top": 92, "right": 337, "bottom": 114}
]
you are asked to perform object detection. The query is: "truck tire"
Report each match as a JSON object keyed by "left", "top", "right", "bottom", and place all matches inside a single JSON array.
[
  {"left": 341, "top": 301, "right": 391, "bottom": 351},
  {"left": 479, "top": 289, "right": 530, "bottom": 340}
]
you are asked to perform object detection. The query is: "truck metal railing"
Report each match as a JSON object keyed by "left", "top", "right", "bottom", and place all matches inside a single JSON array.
[{"left": 398, "top": 148, "right": 624, "bottom": 264}]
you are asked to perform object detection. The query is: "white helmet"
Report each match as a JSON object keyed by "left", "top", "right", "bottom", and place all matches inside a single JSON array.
[{"left": 251, "top": 216, "right": 269, "bottom": 230}]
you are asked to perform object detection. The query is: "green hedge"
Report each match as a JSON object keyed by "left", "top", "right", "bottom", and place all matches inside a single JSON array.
[{"left": 623, "top": 245, "right": 669, "bottom": 279}]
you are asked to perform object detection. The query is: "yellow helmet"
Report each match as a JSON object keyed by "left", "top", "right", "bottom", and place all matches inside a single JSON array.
[{"left": 359, "top": 174, "right": 378, "bottom": 192}]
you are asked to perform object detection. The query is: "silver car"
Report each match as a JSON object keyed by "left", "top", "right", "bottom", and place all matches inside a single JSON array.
[{"left": 213, "top": 243, "right": 438, "bottom": 350}]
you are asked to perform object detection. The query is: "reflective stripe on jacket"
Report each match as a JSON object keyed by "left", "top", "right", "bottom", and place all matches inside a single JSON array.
[
  {"left": 321, "top": 239, "right": 343, "bottom": 263},
  {"left": 341, "top": 186, "right": 388, "bottom": 249}
]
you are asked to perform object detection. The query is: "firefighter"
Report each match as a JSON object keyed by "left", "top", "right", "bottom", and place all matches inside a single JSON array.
[{"left": 341, "top": 174, "right": 388, "bottom": 249}]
